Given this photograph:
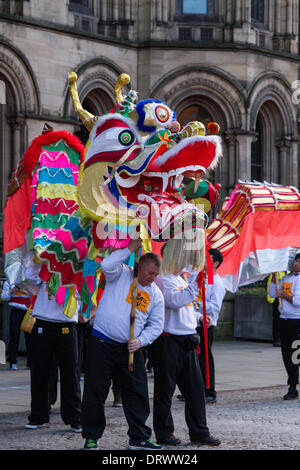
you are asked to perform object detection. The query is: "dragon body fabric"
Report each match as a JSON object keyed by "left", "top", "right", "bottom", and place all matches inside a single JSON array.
[{"left": 3, "top": 73, "right": 222, "bottom": 319}]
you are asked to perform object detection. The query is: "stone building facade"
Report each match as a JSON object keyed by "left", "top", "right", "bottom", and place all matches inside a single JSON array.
[{"left": 0, "top": 0, "right": 299, "bottom": 239}]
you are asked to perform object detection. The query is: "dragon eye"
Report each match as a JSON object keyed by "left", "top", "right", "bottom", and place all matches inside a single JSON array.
[
  {"left": 118, "top": 130, "right": 135, "bottom": 146},
  {"left": 155, "top": 105, "right": 170, "bottom": 123}
]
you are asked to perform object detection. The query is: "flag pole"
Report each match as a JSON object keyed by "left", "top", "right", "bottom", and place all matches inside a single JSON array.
[{"left": 201, "top": 271, "right": 210, "bottom": 390}]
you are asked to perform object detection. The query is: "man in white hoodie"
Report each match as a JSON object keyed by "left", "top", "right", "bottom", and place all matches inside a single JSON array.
[
  {"left": 23, "top": 261, "right": 82, "bottom": 432},
  {"left": 151, "top": 245, "right": 221, "bottom": 447},
  {"left": 80, "top": 238, "right": 165, "bottom": 451},
  {"left": 268, "top": 253, "right": 300, "bottom": 400}
]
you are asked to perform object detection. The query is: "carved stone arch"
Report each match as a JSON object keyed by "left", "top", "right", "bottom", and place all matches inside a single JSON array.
[
  {"left": 64, "top": 57, "right": 129, "bottom": 120},
  {"left": 248, "top": 73, "right": 297, "bottom": 136},
  {"left": 0, "top": 40, "right": 40, "bottom": 209},
  {"left": 149, "top": 66, "right": 247, "bottom": 130},
  {"left": 0, "top": 38, "right": 40, "bottom": 114},
  {"left": 248, "top": 76, "right": 298, "bottom": 185}
]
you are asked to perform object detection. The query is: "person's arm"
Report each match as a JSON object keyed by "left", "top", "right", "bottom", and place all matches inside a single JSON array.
[
  {"left": 157, "top": 275, "right": 199, "bottom": 310},
  {"left": 278, "top": 277, "right": 300, "bottom": 306},
  {"left": 268, "top": 273, "right": 278, "bottom": 299},
  {"left": 201, "top": 283, "right": 225, "bottom": 325},
  {"left": 1, "top": 281, "right": 13, "bottom": 302},
  {"left": 292, "top": 277, "right": 300, "bottom": 307},
  {"left": 131, "top": 290, "right": 165, "bottom": 349},
  {"left": 100, "top": 239, "right": 142, "bottom": 282}
]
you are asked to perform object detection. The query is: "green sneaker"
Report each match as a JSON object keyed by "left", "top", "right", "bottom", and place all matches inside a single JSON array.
[
  {"left": 128, "top": 439, "right": 163, "bottom": 450},
  {"left": 83, "top": 438, "right": 99, "bottom": 450}
]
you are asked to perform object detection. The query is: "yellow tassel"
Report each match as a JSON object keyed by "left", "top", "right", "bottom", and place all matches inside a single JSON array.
[
  {"left": 140, "top": 224, "right": 152, "bottom": 253},
  {"left": 63, "top": 286, "right": 77, "bottom": 319}
]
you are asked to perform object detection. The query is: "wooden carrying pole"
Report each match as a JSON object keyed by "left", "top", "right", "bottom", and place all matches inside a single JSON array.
[
  {"left": 275, "top": 273, "right": 282, "bottom": 308},
  {"left": 129, "top": 248, "right": 140, "bottom": 371}
]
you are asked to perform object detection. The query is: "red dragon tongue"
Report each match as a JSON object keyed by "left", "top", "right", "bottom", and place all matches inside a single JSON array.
[{"left": 136, "top": 191, "right": 197, "bottom": 239}]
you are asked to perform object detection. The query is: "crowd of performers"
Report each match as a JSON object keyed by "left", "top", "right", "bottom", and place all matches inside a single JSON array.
[{"left": 2, "top": 245, "right": 300, "bottom": 450}]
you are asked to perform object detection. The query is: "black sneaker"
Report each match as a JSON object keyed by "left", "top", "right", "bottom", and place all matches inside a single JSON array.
[
  {"left": 283, "top": 386, "right": 298, "bottom": 400},
  {"left": 205, "top": 396, "right": 217, "bottom": 404},
  {"left": 128, "top": 439, "right": 163, "bottom": 450},
  {"left": 70, "top": 423, "right": 83, "bottom": 433},
  {"left": 25, "top": 422, "right": 46, "bottom": 430},
  {"left": 112, "top": 391, "right": 122, "bottom": 407},
  {"left": 157, "top": 434, "right": 181, "bottom": 446},
  {"left": 84, "top": 438, "right": 99, "bottom": 450},
  {"left": 191, "top": 434, "right": 221, "bottom": 446},
  {"left": 177, "top": 394, "right": 185, "bottom": 402}
]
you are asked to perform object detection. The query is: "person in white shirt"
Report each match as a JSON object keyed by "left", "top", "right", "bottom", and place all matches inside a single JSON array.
[
  {"left": 150, "top": 244, "right": 221, "bottom": 447},
  {"left": 23, "top": 261, "right": 82, "bottom": 432},
  {"left": 198, "top": 248, "right": 226, "bottom": 404},
  {"left": 1, "top": 281, "right": 31, "bottom": 370},
  {"left": 268, "top": 253, "right": 300, "bottom": 400},
  {"left": 80, "top": 239, "right": 165, "bottom": 451}
]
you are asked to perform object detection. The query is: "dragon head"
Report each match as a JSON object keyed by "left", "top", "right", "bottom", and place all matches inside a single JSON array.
[{"left": 69, "top": 73, "right": 222, "bottom": 273}]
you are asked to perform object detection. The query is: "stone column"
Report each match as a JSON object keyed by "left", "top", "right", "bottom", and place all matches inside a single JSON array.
[
  {"left": 275, "top": 0, "right": 281, "bottom": 34},
  {"left": 235, "top": 133, "right": 257, "bottom": 181},
  {"left": 112, "top": 0, "right": 118, "bottom": 21},
  {"left": 162, "top": 0, "right": 168, "bottom": 23},
  {"left": 226, "top": 0, "right": 233, "bottom": 23},
  {"left": 7, "top": 118, "right": 25, "bottom": 171},
  {"left": 224, "top": 133, "right": 238, "bottom": 189},
  {"left": 290, "top": 140, "right": 299, "bottom": 188},
  {"left": 156, "top": 0, "right": 162, "bottom": 22},
  {"left": 276, "top": 138, "right": 292, "bottom": 186},
  {"left": 286, "top": 0, "right": 293, "bottom": 35},
  {"left": 243, "top": 0, "right": 251, "bottom": 23},
  {"left": 124, "top": 0, "right": 131, "bottom": 21},
  {"left": 235, "top": 0, "right": 242, "bottom": 23}
]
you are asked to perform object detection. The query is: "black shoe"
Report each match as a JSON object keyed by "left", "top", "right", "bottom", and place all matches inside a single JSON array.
[
  {"left": 157, "top": 435, "right": 181, "bottom": 446},
  {"left": 128, "top": 439, "right": 163, "bottom": 450},
  {"left": 25, "top": 422, "right": 46, "bottom": 430},
  {"left": 205, "top": 396, "right": 217, "bottom": 404},
  {"left": 70, "top": 423, "right": 83, "bottom": 433},
  {"left": 177, "top": 394, "right": 185, "bottom": 401},
  {"left": 283, "top": 386, "right": 298, "bottom": 400},
  {"left": 191, "top": 434, "right": 221, "bottom": 446},
  {"left": 112, "top": 391, "right": 122, "bottom": 407},
  {"left": 84, "top": 438, "right": 99, "bottom": 450}
]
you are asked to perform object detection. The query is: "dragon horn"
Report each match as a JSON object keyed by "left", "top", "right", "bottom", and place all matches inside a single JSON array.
[
  {"left": 114, "top": 73, "right": 131, "bottom": 105},
  {"left": 68, "top": 72, "right": 96, "bottom": 132}
]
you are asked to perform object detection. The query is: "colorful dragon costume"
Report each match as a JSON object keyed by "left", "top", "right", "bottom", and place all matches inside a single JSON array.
[
  {"left": 3, "top": 73, "right": 222, "bottom": 318},
  {"left": 207, "top": 181, "right": 300, "bottom": 291}
]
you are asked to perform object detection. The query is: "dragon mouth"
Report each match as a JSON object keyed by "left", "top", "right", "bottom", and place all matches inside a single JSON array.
[{"left": 112, "top": 135, "right": 222, "bottom": 237}]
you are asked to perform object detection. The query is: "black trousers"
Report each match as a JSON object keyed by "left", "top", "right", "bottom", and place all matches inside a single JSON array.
[
  {"left": 81, "top": 335, "right": 151, "bottom": 442},
  {"left": 28, "top": 319, "right": 81, "bottom": 425},
  {"left": 279, "top": 318, "right": 300, "bottom": 386},
  {"left": 198, "top": 325, "right": 216, "bottom": 398},
  {"left": 272, "top": 299, "right": 280, "bottom": 343},
  {"left": 151, "top": 334, "right": 209, "bottom": 442},
  {"left": 8, "top": 307, "right": 31, "bottom": 365}
]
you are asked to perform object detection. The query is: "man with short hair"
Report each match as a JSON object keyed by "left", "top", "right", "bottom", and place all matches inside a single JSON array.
[
  {"left": 269, "top": 253, "right": 300, "bottom": 400},
  {"left": 81, "top": 239, "right": 165, "bottom": 450}
]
